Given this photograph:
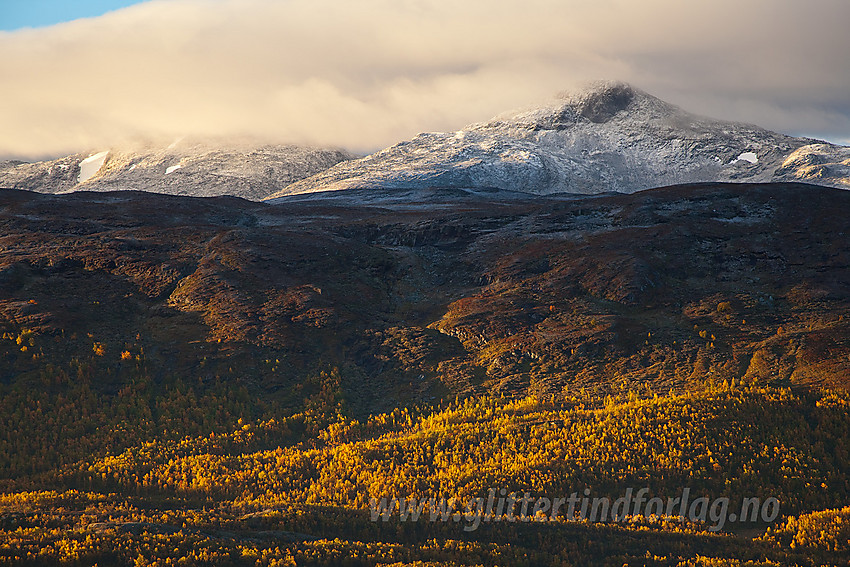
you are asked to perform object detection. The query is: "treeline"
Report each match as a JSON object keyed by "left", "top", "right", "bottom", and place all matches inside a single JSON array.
[
  {"left": 65, "top": 383, "right": 850, "bottom": 519},
  {"left": 1, "top": 489, "right": 842, "bottom": 566},
  {"left": 0, "top": 344, "right": 304, "bottom": 484},
  {"left": 1, "top": 368, "right": 849, "bottom": 564}
]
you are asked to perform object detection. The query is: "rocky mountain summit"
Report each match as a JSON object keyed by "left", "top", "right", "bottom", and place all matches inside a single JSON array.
[
  {"left": 269, "top": 81, "right": 850, "bottom": 198},
  {"left": 0, "top": 138, "right": 354, "bottom": 201}
]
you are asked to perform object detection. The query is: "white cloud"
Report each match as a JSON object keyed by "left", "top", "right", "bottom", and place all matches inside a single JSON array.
[{"left": 1, "top": 0, "right": 848, "bottom": 159}]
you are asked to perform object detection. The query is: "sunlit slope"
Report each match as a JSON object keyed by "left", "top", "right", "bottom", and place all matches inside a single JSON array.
[
  {"left": 1, "top": 182, "right": 850, "bottom": 483},
  {"left": 1, "top": 385, "right": 848, "bottom": 566}
]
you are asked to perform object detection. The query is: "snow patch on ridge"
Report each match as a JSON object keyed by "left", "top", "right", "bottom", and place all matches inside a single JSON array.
[
  {"left": 165, "top": 164, "right": 183, "bottom": 175},
  {"left": 734, "top": 152, "right": 758, "bottom": 164},
  {"left": 77, "top": 151, "right": 109, "bottom": 183}
]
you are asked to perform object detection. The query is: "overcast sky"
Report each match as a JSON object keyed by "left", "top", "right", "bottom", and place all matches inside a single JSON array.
[{"left": 1, "top": 0, "right": 848, "bottom": 159}]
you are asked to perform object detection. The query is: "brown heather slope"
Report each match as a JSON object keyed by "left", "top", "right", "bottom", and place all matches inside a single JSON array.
[{"left": 0, "top": 182, "right": 848, "bottom": 418}]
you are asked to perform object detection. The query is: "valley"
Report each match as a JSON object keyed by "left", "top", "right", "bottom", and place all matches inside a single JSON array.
[{"left": 0, "top": 181, "right": 848, "bottom": 565}]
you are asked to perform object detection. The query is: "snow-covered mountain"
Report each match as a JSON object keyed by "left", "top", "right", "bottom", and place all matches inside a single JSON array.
[
  {"left": 0, "top": 138, "right": 354, "bottom": 201},
  {"left": 267, "top": 81, "right": 850, "bottom": 199},
  {"left": 4, "top": 83, "right": 847, "bottom": 201}
]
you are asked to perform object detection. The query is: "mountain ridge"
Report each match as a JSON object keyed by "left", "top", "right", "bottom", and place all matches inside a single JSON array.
[
  {"left": 5, "top": 82, "right": 848, "bottom": 202},
  {"left": 268, "top": 81, "right": 850, "bottom": 199},
  {"left": 0, "top": 138, "right": 355, "bottom": 201}
]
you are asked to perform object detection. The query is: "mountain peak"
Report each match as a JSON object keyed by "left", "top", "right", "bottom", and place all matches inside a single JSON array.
[
  {"left": 478, "top": 80, "right": 678, "bottom": 133},
  {"left": 561, "top": 80, "right": 637, "bottom": 123},
  {"left": 269, "top": 82, "right": 850, "bottom": 199}
]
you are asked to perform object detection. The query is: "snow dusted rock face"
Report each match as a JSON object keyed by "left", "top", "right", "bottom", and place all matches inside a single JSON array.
[
  {"left": 0, "top": 139, "right": 354, "bottom": 201},
  {"left": 268, "top": 81, "right": 850, "bottom": 198}
]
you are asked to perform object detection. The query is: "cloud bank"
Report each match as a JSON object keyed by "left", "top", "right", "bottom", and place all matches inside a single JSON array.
[{"left": 1, "top": 0, "right": 849, "bottom": 159}]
